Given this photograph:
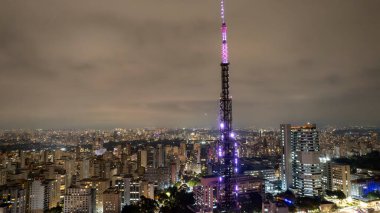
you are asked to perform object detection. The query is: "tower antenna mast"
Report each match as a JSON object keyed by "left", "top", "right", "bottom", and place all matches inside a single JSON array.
[{"left": 218, "top": 0, "right": 238, "bottom": 211}]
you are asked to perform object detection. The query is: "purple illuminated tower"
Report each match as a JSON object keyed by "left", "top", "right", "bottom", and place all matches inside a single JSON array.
[{"left": 218, "top": 0, "right": 238, "bottom": 211}]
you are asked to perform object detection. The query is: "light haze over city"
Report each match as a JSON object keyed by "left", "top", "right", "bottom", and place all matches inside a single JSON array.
[{"left": 1, "top": 0, "right": 379, "bottom": 129}]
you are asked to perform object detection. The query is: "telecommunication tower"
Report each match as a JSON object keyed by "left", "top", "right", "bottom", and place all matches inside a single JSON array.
[{"left": 217, "top": 0, "right": 239, "bottom": 211}]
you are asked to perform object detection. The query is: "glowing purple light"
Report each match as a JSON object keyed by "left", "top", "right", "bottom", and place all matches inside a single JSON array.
[
  {"left": 230, "top": 132, "right": 235, "bottom": 138},
  {"left": 221, "top": 0, "right": 225, "bottom": 23},
  {"left": 222, "top": 40, "right": 229, "bottom": 64},
  {"left": 234, "top": 142, "right": 237, "bottom": 147},
  {"left": 235, "top": 158, "right": 238, "bottom": 164},
  {"left": 219, "top": 177, "right": 222, "bottom": 182},
  {"left": 235, "top": 185, "right": 238, "bottom": 191},
  {"left": 222, "top": 25, "right": 227, "bottom": 41},
  {"left": 235, "top": 168, "right": 238, "bottom": 173},
  {"left": 220, "top": 123, "right": 224, "bottom": 129},
  {"left": 220, "top": 0, "right": 229, "bottom": 65}
]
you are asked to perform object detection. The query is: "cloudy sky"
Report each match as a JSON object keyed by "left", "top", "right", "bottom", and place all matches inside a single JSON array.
[{"left": 1, "top": 0, "right": 379, "bottom": 129}]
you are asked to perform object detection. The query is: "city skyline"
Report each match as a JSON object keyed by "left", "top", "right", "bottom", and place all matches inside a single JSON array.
[{"left": 1, "top": 0, "right": 380, "bottom": 129}]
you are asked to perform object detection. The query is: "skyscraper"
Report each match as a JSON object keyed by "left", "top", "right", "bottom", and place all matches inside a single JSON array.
[
  {"left": 280, "top": 123, "right": 322, "bottom": 197},
  {"left": 280, "top": 124, "right": 292, "bottom": 191}
]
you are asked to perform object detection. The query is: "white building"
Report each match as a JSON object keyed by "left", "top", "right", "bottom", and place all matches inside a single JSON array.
[{"left": 280, "top": 123, "right": 322, "bottom": 197}]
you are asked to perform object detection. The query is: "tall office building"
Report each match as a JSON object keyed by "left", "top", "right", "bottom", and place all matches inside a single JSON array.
[
  {"left": 280, "top": 124, "right": 292, "bottom": 191},
  {"left": 280, "top": 123, "right": 322, "bottom": 197}
]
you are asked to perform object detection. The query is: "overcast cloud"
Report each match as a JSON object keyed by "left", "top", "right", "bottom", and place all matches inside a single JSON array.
[{"left": 0, "top": 0, "right": 379, "bottom": 129}]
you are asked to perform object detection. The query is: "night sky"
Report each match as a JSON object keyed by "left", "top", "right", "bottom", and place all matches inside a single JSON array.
[{"left": 1, "top": 0, "right": 379, "bottom": 129}]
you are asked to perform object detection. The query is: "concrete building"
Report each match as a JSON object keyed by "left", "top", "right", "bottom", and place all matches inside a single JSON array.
[
  {"left": 137, "top": 150, "right": 147, "bottom": 170},
  {"left": 0, "top": 169, "right": 7, "bottom": 186},
  {"left": 123, "top": 177, "right": 140, "bottom": 206},
  {"left": 45, "top": 179, "right": 61, "bottom": 210},
  {"left": 280, "top": 124, "right": 292, "bottom": 191},
  {"left": 64, "top": 187, "right": 95, "bottom": 213},
  {"left": 193, "top": 177, "right": 217, "bottom": 213},
  {"left": 194, "top": 175, "right": 264, "bottom": 212},
  {"left": 262, "top": 200, "right": 289, "bottom": 213},
  {"left": 280, "top": 123, "right": 322, "bottom": 197},
  {"left": 147, "top": 146, "right": 157, "bottom": 169},
  {"left": 331, "top": 163, "right": 351, "bottom": 197},
  {"left": 28, "top": 179, "right": 45, "bottom": 213},
  {"left": 157, "top": 144, "right": 166, "bottom": 167},
  {"left": 0, "top": 185, "right": 26, "bottom": 213},
  {"left": 140, "top": 180, "right": 155, "bottom": 200},
  {"left": 80, "top": 158, "right": 92, "bottom": 180},
  {"left": 103, "top": 188, "right": 121, "bottom": 213},
  {"left": 170, "top": 162, "right": 177, "bottom": 184},
  {"left": 80, "top": 178, "right": 110, "bottom": 213},
  {"left": 320, "top": 156, "right": 332, "bottom": 193}
]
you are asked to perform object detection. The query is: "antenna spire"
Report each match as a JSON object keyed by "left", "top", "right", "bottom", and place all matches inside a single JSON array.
[{"left": 221, "top": 0, "right": 229, "bottom": 64}]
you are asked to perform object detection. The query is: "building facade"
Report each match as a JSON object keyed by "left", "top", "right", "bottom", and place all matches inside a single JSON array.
[
  {"left": 331, "top": 163, "right": 351, "bottom": 197},
  {"left": 281, "top": 123, "right": 322, "bottom": 197},
  {"left": 103, "top": 188, "right": 121, "bottom": 213},
  {"left": 64, "top": 187, "right": 95, "bottom": 213}
]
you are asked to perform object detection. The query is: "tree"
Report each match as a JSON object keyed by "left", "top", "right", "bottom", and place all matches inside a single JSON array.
[
  {"left": 325, "top": 190, "right": 346, "bottom": 200},
  {"left": 335, "top": 190, "right": 346, "bottom": 200},
  {"left": 121, "top": 196, "right": 158, "bottom": 213},
  {"left": 122, "top": 204, "right": 140, "bottom": 213},
  {"left": 158, "top": 186, "right": 195, "bottom": 213},
  {"left": 45, "top": 206, "right": 63, "bottom": 213},
  {"left": 366, "top": 191, "right": 380, "bottom": 200},
  {"left": 239, "top": 192, "right": 262, "bottom": 212},
  {"left": 139, "top": 196, "right": 159, "bottom": 212},
  {"left": 296, "top": 197, "right": 321, "bottom": 210}
]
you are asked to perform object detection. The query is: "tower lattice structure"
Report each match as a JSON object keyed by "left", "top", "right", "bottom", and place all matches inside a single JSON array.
[{"left": 217, "top": 0, "right": 239, "bottom": 211}]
